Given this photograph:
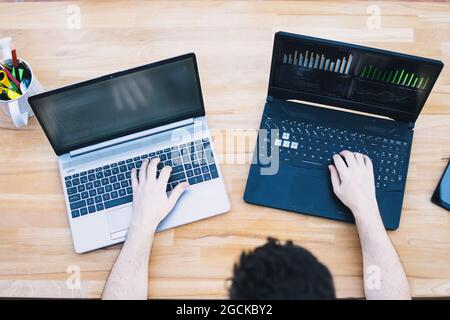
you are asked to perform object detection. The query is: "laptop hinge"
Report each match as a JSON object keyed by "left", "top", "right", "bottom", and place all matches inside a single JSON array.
[
  {"left": 266, "top": 95, "right": 274, "bottom": 103},
  {"left": 408, "top": 121, "right": 415, "bottom": 129},
  {"left": 69, "top": 118, "right": 194, "bottom": 158}
]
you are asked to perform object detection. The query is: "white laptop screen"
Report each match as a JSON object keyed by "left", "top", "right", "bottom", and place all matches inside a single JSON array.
[{"left": 29, "top": 54, "right": 205, "bottom": 156}]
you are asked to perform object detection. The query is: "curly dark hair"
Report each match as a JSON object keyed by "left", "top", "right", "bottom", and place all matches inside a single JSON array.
[{"left": 229, "top": 237, "right": 335, "bottom": 299}]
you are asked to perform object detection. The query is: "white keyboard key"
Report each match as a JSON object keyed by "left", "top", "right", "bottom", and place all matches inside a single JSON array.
[
  {"left": 282, "top": 140, "right": 290, "bottom": 148},
  {"left": 291, "top": 142, "right": 298, "bottom": 149},
  {"left": 282, "top": 133, "right": 290, "bottom": 139},
  {"left": 274, "top": 139, "right": 282, "bottom": 146}
]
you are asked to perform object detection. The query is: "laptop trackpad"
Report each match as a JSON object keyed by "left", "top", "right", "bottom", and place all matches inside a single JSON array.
[
  {"left": 107, "top": 207, "right": 133, "bottom": 236},
  {"left": 289, "top": 169, "right": 337, "bottom": 210}
]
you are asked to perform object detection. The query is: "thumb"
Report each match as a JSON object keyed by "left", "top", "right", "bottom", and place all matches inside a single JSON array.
[
  {"left": 168, "top": 182, "right": 189, "bottom": 210},
  {"left": 328, "top": 165, "right": 341, "bottom": 195}
]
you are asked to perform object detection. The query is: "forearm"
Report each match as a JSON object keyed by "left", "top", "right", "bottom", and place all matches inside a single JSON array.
[
  {"left": 354, "top": 205, "right": 411, "bottom": 300},
  {"left": 102, "top": 228, "right": 155, "bottom": 300}
]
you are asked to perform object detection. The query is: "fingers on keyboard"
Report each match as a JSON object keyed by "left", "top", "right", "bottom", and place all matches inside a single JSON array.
[{"left": 65, "top": 139, "right": 219, "bottom": 218}]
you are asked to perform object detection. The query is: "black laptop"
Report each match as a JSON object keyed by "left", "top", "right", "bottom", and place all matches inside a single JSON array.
[{"left": 244, "top": 32, "right": 443, "bottom": 230}]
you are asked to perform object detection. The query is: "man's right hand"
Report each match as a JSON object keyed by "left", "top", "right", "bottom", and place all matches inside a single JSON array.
[
  {"left": 328, "top": 150, "right": 380, "bottom": 222},
  {"left": 128, "top": 158, "right": 189, "bottom": 240},
  {"left": 329, "top": 151, "right": 411, "bottom": 300}
]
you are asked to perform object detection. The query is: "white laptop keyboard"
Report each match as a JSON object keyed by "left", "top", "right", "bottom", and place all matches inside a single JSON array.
[{"left": 64, "top": 138, "right": 218, "bottom": 218}]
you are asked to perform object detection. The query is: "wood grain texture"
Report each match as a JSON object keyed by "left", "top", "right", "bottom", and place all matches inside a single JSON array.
[{"left": 0, "top": 1, "right": 449, "bottom": 299}]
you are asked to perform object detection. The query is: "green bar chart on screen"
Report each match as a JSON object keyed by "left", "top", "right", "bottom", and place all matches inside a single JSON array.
[{"left": 359, "top": 64, "right": 430, "bottom": 90}]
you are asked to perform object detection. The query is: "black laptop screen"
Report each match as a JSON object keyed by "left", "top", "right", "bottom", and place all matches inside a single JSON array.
[
  {"left": 29, "top": 54, "right": 205, "bottom": 155},
  {"left": 269, "top": 32, "right": 443, "bottom": 122}
]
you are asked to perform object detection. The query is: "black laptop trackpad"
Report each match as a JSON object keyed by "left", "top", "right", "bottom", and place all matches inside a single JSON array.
[{"left": 288, "top": 167, "right": 348, "bottom": 215}]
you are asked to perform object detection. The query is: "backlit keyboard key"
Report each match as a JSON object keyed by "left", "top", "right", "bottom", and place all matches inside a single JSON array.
[
  {"left": 71, "top": 210, "right": 80, "bottom": 218},
  {"left": 201, "top": 166, "right": 209, "bottom": 173},
  {"left": 188, "top": 175, "right": 204, "bottom": 185},
  {"left": 172, "top": 165, "right": 184, "bottom": 173},
  {"left": 70, "top": 200, "right": 86, "bottom": 210},
  {"left": 169, "top": 172, "right": 185, "bottom": 182},
  {"left": 69, "top": 194, "right": 81, "bottom": 202},
  {"left": 210, "top": 170, "right": 219, "bottom": 179},
  {"left": 104, "top": 195, "right": 133, "bottom": 209}
]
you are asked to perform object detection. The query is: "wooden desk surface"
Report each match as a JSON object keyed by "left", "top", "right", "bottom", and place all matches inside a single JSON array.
[{"left": 0, "top": 1, "right": 449, "bottom": 299}]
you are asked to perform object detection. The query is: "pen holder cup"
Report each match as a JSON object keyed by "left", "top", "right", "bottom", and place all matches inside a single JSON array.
[{"left": 0, "top": 58, "right": 43, "bottom": 128}]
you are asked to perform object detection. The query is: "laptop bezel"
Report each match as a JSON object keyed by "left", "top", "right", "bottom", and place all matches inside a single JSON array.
[
  {"left": 28, "top": 53, "right": 206, "bottom": 156},
  {"left": 268, "top": 31, "right": 444, "bottom": 123}
]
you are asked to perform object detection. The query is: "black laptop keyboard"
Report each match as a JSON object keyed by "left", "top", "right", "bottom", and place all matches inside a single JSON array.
[
  {"left": 260, "top": 117, "right": 410, "bottom": 190},
  {"left": 64, "top": 138, "right": 218, "bottom": 219}
]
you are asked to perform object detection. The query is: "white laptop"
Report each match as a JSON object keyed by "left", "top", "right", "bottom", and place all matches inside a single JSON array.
[{"left": 28, "top": 54, "right": 230, "bottom": 253}]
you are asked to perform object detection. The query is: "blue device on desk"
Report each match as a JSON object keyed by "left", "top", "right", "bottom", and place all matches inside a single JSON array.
[
  {"left": 432, "top": 161, "right": 450, "bottom": 211},
  {"left": 244, "top": 32, "right": 444, "bottom": 230}
]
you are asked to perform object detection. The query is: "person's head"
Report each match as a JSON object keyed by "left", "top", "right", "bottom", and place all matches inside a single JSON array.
[{"left": 229, "top": 237, "right": 335, "bottom": 299}]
